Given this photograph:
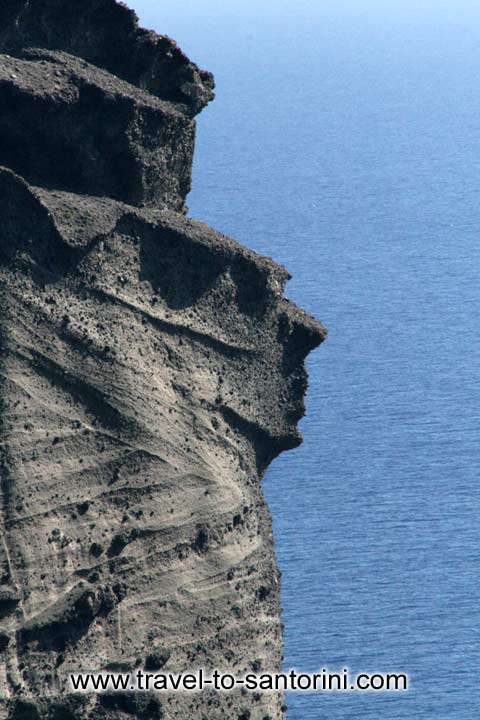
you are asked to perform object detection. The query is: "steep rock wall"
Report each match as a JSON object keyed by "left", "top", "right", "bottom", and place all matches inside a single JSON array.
[{"left": 0, "top": 3, "right": 326, "bottom": 719}]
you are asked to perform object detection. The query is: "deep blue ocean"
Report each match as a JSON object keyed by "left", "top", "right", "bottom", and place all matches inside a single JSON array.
[{"left": 137, "top": 2, "right": 479, "bottom": 717}]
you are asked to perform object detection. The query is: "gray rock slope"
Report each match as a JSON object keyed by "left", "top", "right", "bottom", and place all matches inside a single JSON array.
[{"left": 0, "top": 2, "right": 326, "bottom": 719}]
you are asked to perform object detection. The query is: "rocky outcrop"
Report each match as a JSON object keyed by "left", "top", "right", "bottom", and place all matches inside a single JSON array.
[
  {"left": 0, "top": 0, "right": 214, "bottom": 115},
  {"left": 0, "top": 2, "right": 326, "bottom": 719},
  {"left": 0, "top": 50, "right": 196, "bottom": 212}
]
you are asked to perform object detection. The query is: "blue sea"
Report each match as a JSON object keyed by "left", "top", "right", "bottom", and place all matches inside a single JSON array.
[{"left": 136, "top": 2, "right": 480, "bottom": 717}]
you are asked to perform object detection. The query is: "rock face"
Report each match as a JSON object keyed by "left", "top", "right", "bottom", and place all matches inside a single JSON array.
[
  {"left": 0, "top": 2, "right": 326, "bottom": 719},
  {"left": 0, "top": 50, "right": 196, "bottom": 212},
  {"left": 0, "top": 0, "right": 214, "bottom": 115}
]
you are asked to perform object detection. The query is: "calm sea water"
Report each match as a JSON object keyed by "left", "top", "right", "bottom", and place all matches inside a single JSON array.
[{"left": 137, "top": 2, "right": 480, "bottom": 717}]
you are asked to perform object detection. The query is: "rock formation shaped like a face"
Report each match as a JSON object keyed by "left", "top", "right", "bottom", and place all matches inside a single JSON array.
[{"left": 0, "top": 3, "right": 326, "bottom": 720}]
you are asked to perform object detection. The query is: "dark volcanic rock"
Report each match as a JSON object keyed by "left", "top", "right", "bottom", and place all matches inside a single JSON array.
[
  {"left": 0, "top": 0, "right": 214, "bottom": 115},
  {"left": 0, "top": 50, "right": 195, "bottom": 211},
  {"left": 0, "top": 2, "right": 326, "bottom": 719}
]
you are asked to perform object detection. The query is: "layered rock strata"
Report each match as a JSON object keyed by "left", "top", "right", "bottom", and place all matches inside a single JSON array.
[{"left": 0, "top": 2, "right": 326, "bottom": 719}]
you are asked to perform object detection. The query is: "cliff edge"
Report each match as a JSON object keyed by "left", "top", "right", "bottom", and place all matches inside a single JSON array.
[{"left": 0, "top": 3, "right": 326, "bottom": 719}]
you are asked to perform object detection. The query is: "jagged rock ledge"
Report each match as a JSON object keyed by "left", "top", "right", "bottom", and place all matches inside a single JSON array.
[
  {"left": 0, "top": 0, "right": 214, "bottom": 114},
  {"left": 0, "top": 50, "right": 196, "bottom": 212}
]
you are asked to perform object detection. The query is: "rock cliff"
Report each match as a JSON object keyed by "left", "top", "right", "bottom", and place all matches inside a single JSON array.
[{"left": 0, "top": 2, "right": 326, "bottom": 719}]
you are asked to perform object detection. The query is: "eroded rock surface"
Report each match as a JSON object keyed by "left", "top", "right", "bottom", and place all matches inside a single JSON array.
[
  {"left": 0, "top": 0, "right": 214, "bottom": 115},
  {"left": 0, "top": 50, "right": 195, "bottom": 211},
  {"left": 0, "top": 3, "right": 326, "bottom": 719}
]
